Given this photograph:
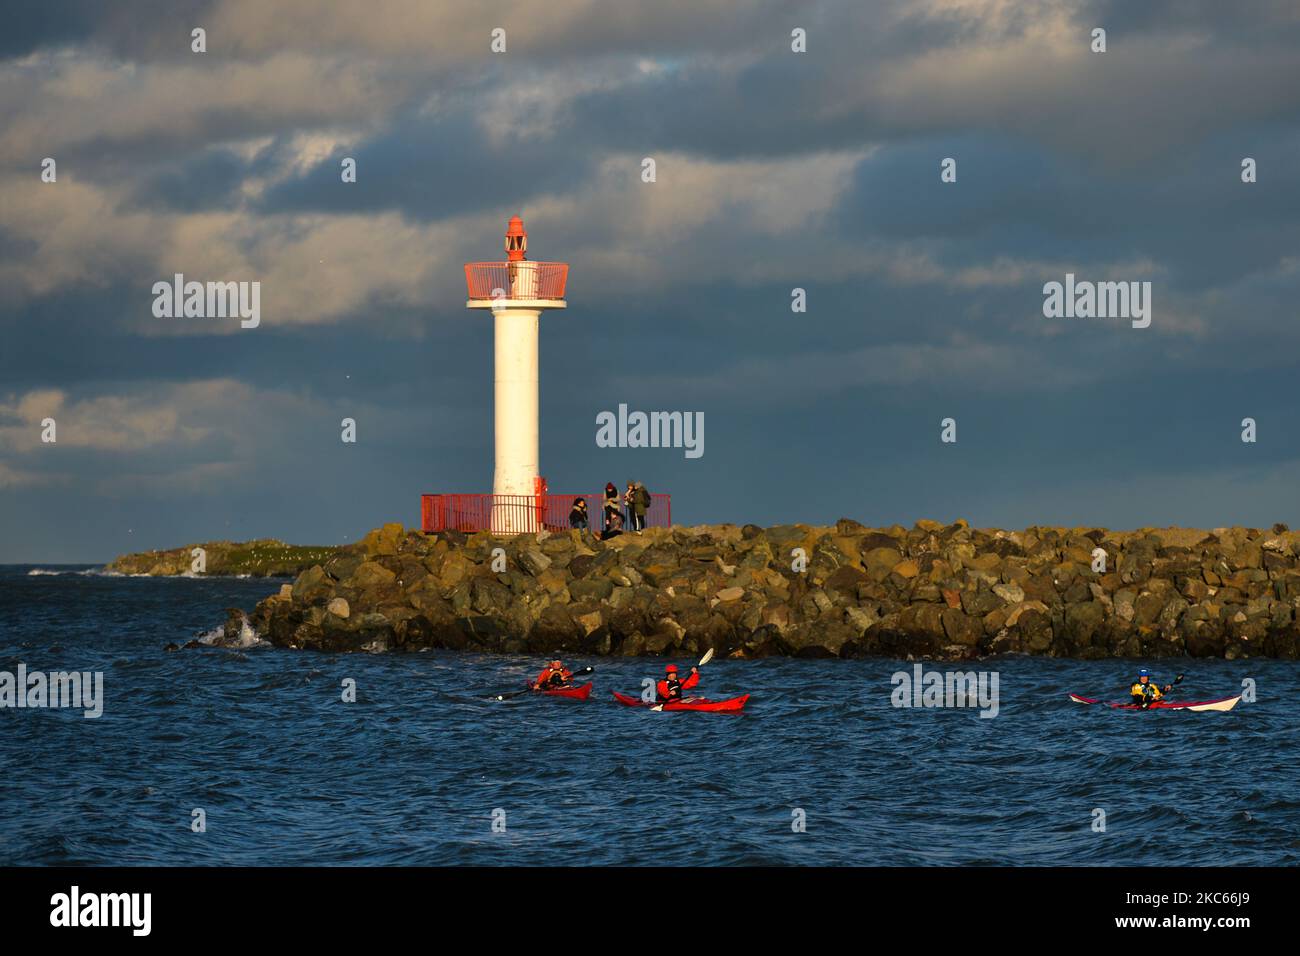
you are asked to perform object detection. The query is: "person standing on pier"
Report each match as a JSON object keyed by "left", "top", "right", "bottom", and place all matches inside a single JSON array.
[{"left": 630, "top": 481, "right": 650, "bottom": 532}]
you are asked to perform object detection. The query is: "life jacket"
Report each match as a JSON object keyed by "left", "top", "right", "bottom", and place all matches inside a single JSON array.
[
  {"left": 656, "top": 669, "right": 699, "bottom": 701},
  {"left": 537, "top": 667, "right": 571, "bottom": 687},
  {"left": 1130, "top": 681, "right": 1162, "bottom": 701},
  {"left": 657, "top": 676, "right": 682, "bottom": 700}
]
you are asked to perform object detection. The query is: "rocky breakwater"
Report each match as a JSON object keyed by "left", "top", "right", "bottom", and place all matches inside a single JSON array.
[{"left": 237, "top": 520, "right": 1300, "bottom": 660}]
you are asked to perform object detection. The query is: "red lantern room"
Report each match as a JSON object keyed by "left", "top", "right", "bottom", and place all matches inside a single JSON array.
[{"left": 505, "top": 215, "right": 527, "bottom": 261}]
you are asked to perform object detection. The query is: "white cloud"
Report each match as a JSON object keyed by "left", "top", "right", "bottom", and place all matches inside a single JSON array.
[{"left": 0, "top": 50, "right": 407, "bottom": 165}]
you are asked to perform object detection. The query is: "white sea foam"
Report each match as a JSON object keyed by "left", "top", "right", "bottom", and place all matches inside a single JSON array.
[
  {"left": 196, "top": 621, "right": 267, "bottom": 649},
  {"left": 27, "top": 568, "right": 123, "bottom": 577}
]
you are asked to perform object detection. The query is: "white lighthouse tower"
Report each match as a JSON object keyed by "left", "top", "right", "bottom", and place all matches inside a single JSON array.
[{"left": 464, "top": 216, "right": 569, "bottom": 532}]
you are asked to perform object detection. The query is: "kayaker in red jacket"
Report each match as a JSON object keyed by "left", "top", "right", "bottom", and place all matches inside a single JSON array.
[
  {"left": 533, "top": 659, "right": 572, "bottom": 690},
  {"left": 656, "top": 663, "right": 699, "bottom": 702}
]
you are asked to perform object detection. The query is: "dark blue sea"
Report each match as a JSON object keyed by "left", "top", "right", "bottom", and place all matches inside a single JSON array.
[{"left": 2, "top": 565, "right": 1296, "bottom": 866}]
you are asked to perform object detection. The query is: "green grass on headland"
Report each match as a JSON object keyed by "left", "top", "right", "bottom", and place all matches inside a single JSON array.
[{"left": 106, "top": 539, "right": 344, "bottom": 577}]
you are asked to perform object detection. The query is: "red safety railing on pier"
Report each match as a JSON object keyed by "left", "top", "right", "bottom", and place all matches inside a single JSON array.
[{"left": 421, "top": 493, "right": 671, "bottom": 533}]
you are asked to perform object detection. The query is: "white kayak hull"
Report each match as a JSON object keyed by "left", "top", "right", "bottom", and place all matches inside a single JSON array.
[{"left": 1068, "top": 693, "right": 1242, "bottom": 712}]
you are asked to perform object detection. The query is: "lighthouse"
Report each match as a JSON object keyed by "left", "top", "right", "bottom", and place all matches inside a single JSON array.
[
  {"left": 464, "top": 216, "right": 569, "bottom": 532},
  {"left": 420, "top": 218, "right": 664, "bottom": 534}
]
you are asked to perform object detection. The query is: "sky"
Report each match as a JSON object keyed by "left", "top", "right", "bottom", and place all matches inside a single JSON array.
[{"left": 2, "top": 0, "right": 1300, "bottom": 562}]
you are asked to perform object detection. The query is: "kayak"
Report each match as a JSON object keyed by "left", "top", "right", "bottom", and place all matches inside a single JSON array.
[
  {"left": 611, "top": 690, "right": 750, "bottom": 713},
  {"left": 611, "top": 691, "right": 750, "bottom": 712},
  {"left": 1068, "top": 693, "right": 1241, "bottom": 712},
  {"left": 538, "top": 681, "right": 593, "bottom": 700}
]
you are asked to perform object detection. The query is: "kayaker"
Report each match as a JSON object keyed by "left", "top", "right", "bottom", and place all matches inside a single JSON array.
[
  {"left": 1130, "top": 667, "right": 1173, "bottom": 706},
  {"left": 533, "top": 659, "right": 572, "bottom": 690},
  {"left": 656, "top": 663, "right": 700, "bottom": 702}
]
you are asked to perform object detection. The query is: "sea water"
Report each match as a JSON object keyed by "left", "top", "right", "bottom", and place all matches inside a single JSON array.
[{"left": 1, "top": 565, "right": 1294, "bottom": 866}]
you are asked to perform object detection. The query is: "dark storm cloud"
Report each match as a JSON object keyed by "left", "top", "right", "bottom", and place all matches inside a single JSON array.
[
  {"left": 0, "top": 0, "right": 108, "bottom": 57},
  {"left": 0, "top": 0, "right": 217, "bottom": 59},
  {"left": 1085, "top": 0, "right": 1300, "bottom": 44},
  {"left": 563, "top": 27, "right": 1300, "bottom": 170},
  {"left": 124, "top": 145, "right": 253, "bottom": 212},
  {"left": 0, "top": 226, "right": 39, "bottom": 261},
  {"left": 834, "top": 126, "right": 1300, "bottom": 288},
  {"left": 257, "top": 107, "right": 601, "bottom": 220},
  {"left": 562, "top": 60, "right": 867, "bottom": 161}
]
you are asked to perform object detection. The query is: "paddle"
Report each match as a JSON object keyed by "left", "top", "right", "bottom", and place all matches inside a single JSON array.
[
  {"left": 492, "top": 666, "right": 593, "bottom": 701},
  {"left": 1139, "top": 673, "right": 1184, "bottom": 709},
  {"left": 650, "top": 648, "right": 715, "bottom": 712}
]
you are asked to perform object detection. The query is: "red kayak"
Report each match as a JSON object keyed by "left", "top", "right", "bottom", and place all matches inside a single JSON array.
[
  {"left": 611, "top": 690, "right": 750, "bottom": 713},
  {"left": 538, "top": 681, "right": 593, "bottom": 700},
  {"left": 1068, "top": 692, "right": 1240, "bottom": 712}
]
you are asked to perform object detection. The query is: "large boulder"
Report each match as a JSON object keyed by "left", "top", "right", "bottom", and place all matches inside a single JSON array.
[
  {"left": 351, "top": 561, "right": 397, "bottom": 590},
  {"left": 292, "top": 565, "right": 334, "bottom": 604},
  {"left": 360, "top": 523, "right": 406, "bottom": 557},
  {"left": 518, "top": 549, "right": 553, "bottom": 577}
]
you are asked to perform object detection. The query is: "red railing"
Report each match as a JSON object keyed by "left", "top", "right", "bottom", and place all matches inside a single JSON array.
[
  {"left": 421, "top": 493, "right": 671, "bottom": 533},
  {"left": 465, "top": 261, "right": 568, "bottom": 302}
]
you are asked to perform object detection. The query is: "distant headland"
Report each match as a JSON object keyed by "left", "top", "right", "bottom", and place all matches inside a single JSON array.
[{"left": 106, "top": 539, "right": 337, "bottom": 578}]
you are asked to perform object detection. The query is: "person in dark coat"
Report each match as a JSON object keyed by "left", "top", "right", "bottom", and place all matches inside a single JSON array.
[
  {"left": 600, "top": 509, "right": 624, "bottom": 541},
  {"left": 602, "top": 482, "right": 620, "bottom": 532},
  {"left": 630, "top": 481, "right": 650, "bottom": 532},
  {"left": 568, "top": 497, "right": 589, "bottom": 530}
]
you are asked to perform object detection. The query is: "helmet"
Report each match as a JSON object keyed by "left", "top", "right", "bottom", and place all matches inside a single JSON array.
[
  {"left": 1138, "top": 668, "right": 1150, "bottom": 678},
  {"left": 665, "top": 664, "right": 678, "bottom": 673}
]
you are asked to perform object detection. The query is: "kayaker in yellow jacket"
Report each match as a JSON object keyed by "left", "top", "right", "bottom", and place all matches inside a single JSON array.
[{"left": 1130, "top": 668, "right": 1173, "bottom": 706}]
